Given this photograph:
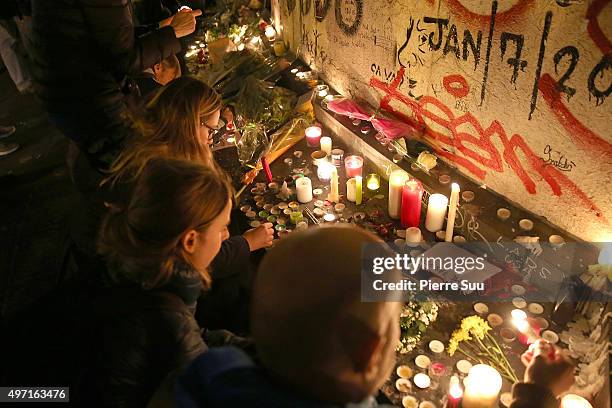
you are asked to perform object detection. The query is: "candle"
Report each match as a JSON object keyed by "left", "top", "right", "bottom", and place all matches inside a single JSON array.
[
  {"left": 560, "top": 395, "right": 593, "bottom": 408},
  {"left": 511, "top": 309, "right": 539, "bottom": 344},
  {"left": 444, "top": 183, "right": 460, "bottom": 242},
  {"left": 405, "top": 227, "right": 422, "bottom": 245},
  {"left": 315, "top": 84, "right": 329, "bottom": 98},
  {"left": 290, "top": 211, "right": 303, "bottom": 224},
  {"left": 329, "top": 167, "right": 340, "bottom": 202},
  {"left": 462, "top": 364, "right": 502, "bottom": 408},
  {"left": 413, "top": 373, "right": 431, "bottom": 389},
  {"left": 344, "top": 155, "right": 363, "bottom": 178},
  {"left": 295, "top": 177, "right": 313, "bottom": 203},
  {"left": 388, "top": 170, "right": 408, "bottom": 219},
  {"left": 346, "top": 178, "right": 356, "bottom": 202},
  {"left": 305, "top": 126, "right": 322, "bottom": 147},
  {"left": 425, "top": 193, "right": 448, "bottom": 232},
  {"left": 320, "top": 136, "right": 332, "bottom": 154},
  {"left": 400, "top": 179, "right": 423, "bottom": 228},
  {"left": 264, "top": 25, "right": 277, "bottom": 40},
  {"left": 448, "top": 375, "right": 463, "bottom": 408},
  {"left": 355, "top": 176, "right": 363, "bottom": 205},
  {"left": 366, "top": 174, "right": 380, "bottom": 191},
  {"left": 330, "top": 149, "right": 344, "bottom": 166},
  {"left": 273, "top": 41, "right": 286, "bottom": 56},
  {"left": 261, "top": 157, "right": 273, "bottom": 183},
  {"left": 317, "top": 161, "right": 334, "bottom": 182}
]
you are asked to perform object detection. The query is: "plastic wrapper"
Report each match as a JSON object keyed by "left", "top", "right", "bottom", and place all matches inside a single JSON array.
[{"left": 234, "top": 76, "right": 297, "bottom": 130}]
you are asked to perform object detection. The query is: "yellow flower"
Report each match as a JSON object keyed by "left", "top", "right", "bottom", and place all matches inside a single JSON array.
[{"left": 460, "top": 315, "right": 491, "bottom": 340}]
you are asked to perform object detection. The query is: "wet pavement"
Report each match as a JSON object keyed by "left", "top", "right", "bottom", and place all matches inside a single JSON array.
[{"left": 0, "top": 69, "right": 80, "bottom": 321}]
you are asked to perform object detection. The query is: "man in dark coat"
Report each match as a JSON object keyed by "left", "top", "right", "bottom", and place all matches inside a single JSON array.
[{"left": 28, "top": 0, "right": 201, "bottom": 190}]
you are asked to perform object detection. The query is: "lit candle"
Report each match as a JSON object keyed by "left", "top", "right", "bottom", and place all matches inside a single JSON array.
[
  {"left": 413, "top": 373, "right": 431, "bottom": 389},
  {"left": 295, "top": 177, "right": 313, "bottom": 203},
  {"left": 355, "top": 176, "right": 363, "bottom": 205},
  {"left": 400, "top": 179, "right": 423, "bottom": 228},
  {"left": 320, "top": 136, "right": 332, "bottom": 155},
  {"left": 344, "top": 155, "right": 363, "bottom": 178},
  {"left": 425, "top": 193, "right": 448, "bottom": 232},
  {"left": 444, "top": 183, "right": 460, "bottom": 242},
  {"left": 511, "top": 309, "right": 539, "bottom": 344},
  {"left": 560, "top": 394, "right": 593, "bottom": 408},
  {"left": 264, "top": 25, "right": 277, "bottom": 40},
  {"left": 317, "top": 161, "right": 334, "bottom": 182},
  {"left": 305, "top": 126, "right": 322, "bottom": 147},
  {"left": 462, "top": 364, "right": 502, "bottom": 408},
  {"left": 346, "top": 178, "right": 356, "bottom": 202},
  {"left": 366, "top": 174, "right": 380, "bottom": 191},
  {"left": 448, "top": 375, "right": 463, "bottom": 408},
  {"left": 316, "top": 84, "right": 329, "bottom": 98},
  {"left": 388, "top": 170, "right": 408, "bottom": 219},
  {"left": 329, "top": 167, "right": 340, "bottom": 202}
]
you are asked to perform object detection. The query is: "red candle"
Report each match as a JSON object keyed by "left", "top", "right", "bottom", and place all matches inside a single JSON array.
[
  {"left": 344, "top": 155, "right": 364, "bottom": 178},
  {"left": 401, "top": 179, "right": 423, "bottom": 228},
  {"left": 261, "top": 157, "right": 273, "bottom": 183},
  {"left": 305, "top": 126, "right": 322, "bottom": 147}
]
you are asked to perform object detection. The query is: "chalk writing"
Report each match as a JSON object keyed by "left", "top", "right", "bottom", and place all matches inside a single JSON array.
[{"left": 541, "top": 145, "right": 576, "bottom": 172}]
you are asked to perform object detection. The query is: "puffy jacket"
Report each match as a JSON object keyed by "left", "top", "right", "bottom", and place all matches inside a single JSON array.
[
  {"left": 86, "top": 263, "right": 208, "bottom": 407},
  {"left": 29, "top": 0, "right": 182, "bottom": 169}
]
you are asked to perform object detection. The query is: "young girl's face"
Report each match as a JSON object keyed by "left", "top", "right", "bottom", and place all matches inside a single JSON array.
[
  {"left": 184, "top": 198, "right": 231, "bottom": 272},
  {"left": 198, "top": 109, "right": 222, "bottom": 146}
]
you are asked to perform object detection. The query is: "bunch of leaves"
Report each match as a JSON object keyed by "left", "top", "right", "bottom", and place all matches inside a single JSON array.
[{"left": 234, "top": 76, "right": 296, "bottom": 130}]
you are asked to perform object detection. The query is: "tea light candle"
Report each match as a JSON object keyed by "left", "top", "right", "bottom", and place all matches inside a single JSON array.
[
  {"left": 320, "top": 136, "right": 332, "bottom": 154},
  {"left": 388, "top": 170, "right": 408, "bottom": 219},
  {"left": 366, "top": 174, "right": 380, "bottom": 191},
  {"left": 413, "top": 373, "right": 431, "bottom": 389},
  {"left": 305, "top": 126, "right": 322, "bottom": 147},
  {"left": 344, "top": 155, "right": 363, "bottom": 178},
  {"left": 317, "top": 161, "right": 334, "bottom": 182},
  {"left": 355, "top": 176, "right": 363, "bottom": 205},
  {"left": 396, "top": 365, "right": 413, "bottom": 379},
  {"left": 330, "top": 149, "right": 344, "bottom": 166},
  {"left": 316, "top": 84, "right": 329, "bottom": 98},
  {"left": 329, "top": 168, "right": 340, "bottom": 203},
  {"left": 415, "top": 355, "right": 431, "bottom": 368},
  {"left": 560, "top": 395, "right": 593, "bottom": 408},
  {"left": 265, "top": 25, "right": 277, "bottom": 40},
  {"left": 444, "top": 183, "right": 460, "bottom": 242},
  {"left": 295, "top": 177, "right": 313, "bottom": 203},
  {"left": 456, "top": 360, "right": 472, "bottom": 374},
  {"left": 400, "top": 179, "right": 423, "bottom": 228},
  {"left": 405, "top": 227, "right": 422, "bottom": 245},
  {"left": 290, "top": 211, "right": 303, "bottom": 224},
  {"left": 462, "top": 364, "right": 502, "bottom": 408},
  {"left": 323, "top": 213, "right": 336, "bottom": 222},
  {"left": 346, "top": 178, "right": 357, "bottom": 202},
  {"left": 425, "top": 193, "right": 448, "bottom": 232}
]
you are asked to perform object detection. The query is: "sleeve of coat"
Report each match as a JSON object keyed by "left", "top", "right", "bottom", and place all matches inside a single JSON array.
[
  {"left": 78, "top": 0, "right": 182, "bottom": 74},
  {"left": 509, "top": 383, "right": 558, "bottom": 408},
  {"left": 210, "top": 236, "right": 251, "bottom": 280}
]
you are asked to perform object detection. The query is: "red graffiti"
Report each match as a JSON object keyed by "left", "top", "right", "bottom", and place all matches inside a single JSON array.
[
  {"left": 443, "top": 74, "right": 470, "bottom": 98},
  {"left": 369, "top": 67, "right": 606, "bottom": 222},
  {"left": 587, "top": 0, "right": 612, "bottom": 55},
  {"left": 539, "top": 73, "right": 612, "bottom": 160},
  {"left": 427, "top": 0, "right": 534, "bottom": 28}
]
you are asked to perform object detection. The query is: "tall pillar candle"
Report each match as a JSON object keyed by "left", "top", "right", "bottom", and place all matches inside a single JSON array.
[
  {"left": 400, "top": 179, "right": 423, "bottom": 228},
  {"left": 355, "top": 176, "right": 363, "bottom": 205},
  {"left": 462, "top": 364, "right": 502, "bottom": 408},
  {"left": 444, "top": 183, "right": 460, "bottom": 242},
  {"left": 388, "top": 170, "right": 408, "bottom": 219},
  {"left": 425, "top": 193, "right": 448, "bottom": 232},
  {"left": 346, "top": 178, "right": 356, "bottom": 202},
  {"left": 295, "top": 177, "right": 313, "bottom": 203},
  {"left": 329, "top": 167, "right": 340, "bottom": 203},
  {"left": 320, "top": 136, "right": 332, "bottom": 155}
]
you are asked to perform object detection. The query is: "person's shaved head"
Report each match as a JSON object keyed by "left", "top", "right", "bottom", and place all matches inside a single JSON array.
[{"left": 252, "top": 225, "right": 401, "bottom": 404}]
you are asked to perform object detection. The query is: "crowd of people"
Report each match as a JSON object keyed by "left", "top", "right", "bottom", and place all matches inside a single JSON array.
[{"left": 1, "top": 1, "right": 578, "bottom": 407}]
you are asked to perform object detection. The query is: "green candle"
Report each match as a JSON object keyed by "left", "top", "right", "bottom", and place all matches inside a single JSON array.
[
  {"left": 290, "top": 211, "right": 303, "bottom": 224},
  {"left": 355, "top": 176, "right": 363, "bottom": 205}
]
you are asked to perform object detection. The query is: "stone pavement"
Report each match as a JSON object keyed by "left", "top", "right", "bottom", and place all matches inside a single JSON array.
[{"left": 0, "top": 69, "right": 80, "bottom": 322}]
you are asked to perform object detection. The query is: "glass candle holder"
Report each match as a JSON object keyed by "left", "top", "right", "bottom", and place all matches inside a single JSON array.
[
  {"left": 331, "top": 149, "right": 344, "bottom": 166},
  {"left": 315, "top": 84, "right": 329, "bottom": 98},
  {"left": 305, "top": 126, "right": 322, "bottom": 147},
  {"left": 366, "top": 174, "right": 380, "bottom": 191},
  {"left": 317, "top": 161, "right": 334, "bottom": 182},
  {"left": 344, "top": 155, "right": 363, "bottom": 178},
  {"left": 400, "top": 178, "right": 423, "bottom": 228}
]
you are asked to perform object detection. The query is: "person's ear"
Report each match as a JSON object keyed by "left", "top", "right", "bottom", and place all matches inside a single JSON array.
[
  {"left": 180, "top": 229, "right": 198, "bottom": 254},
  {"left": 153, "top": 62, "right": 162, "bottom": 76},
  {"left": 337, "top": 315, "right": 383, "bottom": 375}
]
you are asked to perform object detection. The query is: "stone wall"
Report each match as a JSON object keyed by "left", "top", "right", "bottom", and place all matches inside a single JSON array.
[{"left": 275, "top": 0, "right": 612, "bottom": 242}]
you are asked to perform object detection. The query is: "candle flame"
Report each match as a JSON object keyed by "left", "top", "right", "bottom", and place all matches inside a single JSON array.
[{"left": 449, "top": 376, "right": 463, "bottom": 399}]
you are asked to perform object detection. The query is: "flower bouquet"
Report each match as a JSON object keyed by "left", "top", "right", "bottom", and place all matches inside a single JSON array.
[
  {"left": 447, "top": 315, "right": 519, "bottom": 383},
  {"left": 397, "top": 301, "right": 439, "bottom": 354}
]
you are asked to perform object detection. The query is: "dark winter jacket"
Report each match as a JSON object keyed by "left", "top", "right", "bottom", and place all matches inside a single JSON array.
[
  {"left": 509, "top": 383, "right": 558, "bottom": 408},
  {"left": 89, "top": 261, "right": 207, "bottom": 407},
  {"left": 29, "top": 0, "right": 182, "bottom": 169}
]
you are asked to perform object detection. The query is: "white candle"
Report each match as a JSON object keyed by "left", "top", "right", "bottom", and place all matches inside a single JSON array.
[
  {"left": 320, "top": 136, "right": 332, "bottom": 155},
  {"left": 444, "top": 183, "right": 460, "bottom": 242},
  {"left": 462, "top": 364, "right": 502, "bottom": 408},
  {"left": 295, "top": 177, "right": 313, "bottom": 203},
  {"left": 560, "top": 394, "right": 593, "bottom": 408},
  {"left": 388, "top": 170, "right": 408, "bottom": 219},
  {"left": 405, "top": 227, "right": 422, "bottom": 245},
  {"left": 264, "top": 25, "right": 277, "bottom": 40},
  {"left": 425, "top": 193, "right": 448, "bottom": 232},
  {"left": 346, "top": 178, "right": 356, "bottom": 202},
  {"left": 317, "top": 161, "right": 334, "bottom": 182},
  {"left": 413, "top": 373, "right": 431, "bottom": 389},
  {"left": 329, "top": 167, "right": 339, "bottom": 203}
]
